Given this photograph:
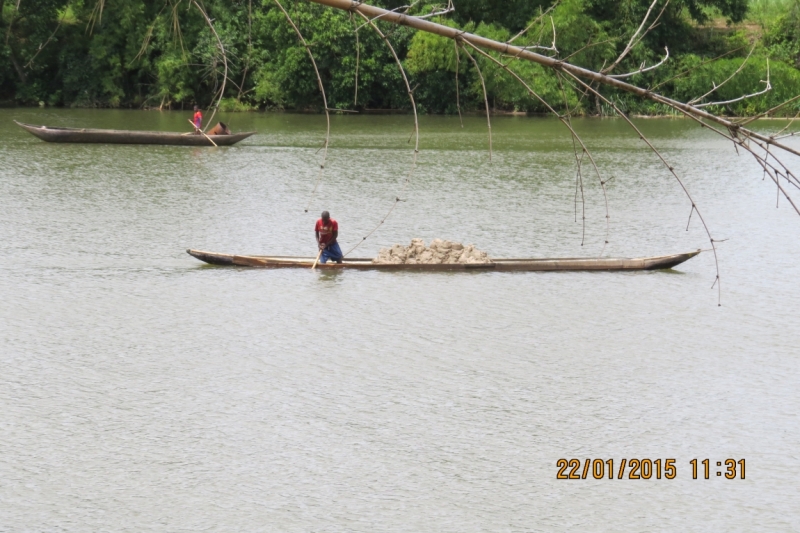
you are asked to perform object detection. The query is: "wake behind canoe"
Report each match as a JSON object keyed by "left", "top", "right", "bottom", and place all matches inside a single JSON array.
[
  {"left": 186, "top": 249, "right": 700, "bottom": 271},
  {"left": 14, "top": 121, "right": 255, "bottom": 146}
]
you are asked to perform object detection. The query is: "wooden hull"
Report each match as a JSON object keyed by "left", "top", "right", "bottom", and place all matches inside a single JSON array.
[
  {"left": 186, "top": 249, "right": 700, "bottom": 271},
  {"left": 14, "top": 121, "right": 255, "bottom": 146}
]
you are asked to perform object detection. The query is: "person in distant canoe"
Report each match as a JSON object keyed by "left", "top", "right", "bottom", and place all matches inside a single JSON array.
[
  {"left": 315, "top": 211, "right": 343, "bottom": 264},
  {"left": 192, "top": 105, "right": 203, "bottom": 131}
]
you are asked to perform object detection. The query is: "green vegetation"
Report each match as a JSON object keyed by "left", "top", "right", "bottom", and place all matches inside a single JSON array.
[{"left": 2, "top": 0, "right": 799, "bottom": 115}]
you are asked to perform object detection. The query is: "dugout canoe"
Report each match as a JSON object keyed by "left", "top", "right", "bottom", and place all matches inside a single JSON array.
[
  {"left": 186, "top": 249, "right": 700, "bottom": 271},
  {"left": 14, "top": 121, "right": 255, "bottom": 146}
]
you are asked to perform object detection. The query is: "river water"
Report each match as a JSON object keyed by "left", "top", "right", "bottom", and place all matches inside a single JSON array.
[{"left": 1, "top": 109, "right": 798, "bottom": 531}]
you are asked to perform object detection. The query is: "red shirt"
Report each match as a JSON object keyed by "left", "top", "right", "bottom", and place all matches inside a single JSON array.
[
  {"left": 315, "top": 218, "right": 338, "bottom": 246},
  {"left": 193, "top": 111, "right": 203, "bottom": 128}
]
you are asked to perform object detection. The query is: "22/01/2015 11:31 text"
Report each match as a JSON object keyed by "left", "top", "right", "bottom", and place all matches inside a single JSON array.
[{"left": 556, "top": 459, "right": 745, "bottom": 479}]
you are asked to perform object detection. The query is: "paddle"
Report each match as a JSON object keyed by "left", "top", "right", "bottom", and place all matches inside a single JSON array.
[
  {"left": 311, "top": 247, "right": 323, "bottom": 270},
  {"left": 187, "top": 119, "right": 218, "bottom": 147}
]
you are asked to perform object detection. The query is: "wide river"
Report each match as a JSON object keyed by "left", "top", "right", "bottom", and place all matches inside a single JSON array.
[{"left": 1, "top": 109, "right": 798, "bottom": 531}]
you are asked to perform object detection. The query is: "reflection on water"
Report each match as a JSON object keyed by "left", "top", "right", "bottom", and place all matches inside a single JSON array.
[{"left": 1, "top": 109, "right": 798, "bottom": 532}]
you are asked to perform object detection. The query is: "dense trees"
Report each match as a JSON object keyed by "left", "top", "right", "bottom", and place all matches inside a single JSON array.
[{"left": 1, "top": 0, "right": 799, "bottom": 115}]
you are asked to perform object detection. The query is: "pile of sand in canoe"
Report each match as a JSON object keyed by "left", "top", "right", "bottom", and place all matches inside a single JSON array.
[{"left": 372, "top": 238, "right": 492, "bottom": 264}]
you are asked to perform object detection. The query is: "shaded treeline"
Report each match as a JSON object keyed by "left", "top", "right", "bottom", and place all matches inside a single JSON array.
[{"left": 2, "top": 0, "right": 800, "bottom": 115}]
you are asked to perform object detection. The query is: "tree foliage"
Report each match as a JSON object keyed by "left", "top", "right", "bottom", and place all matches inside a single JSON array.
[{"left": 1, "top": 0, "right": 798, "bottom": 116}]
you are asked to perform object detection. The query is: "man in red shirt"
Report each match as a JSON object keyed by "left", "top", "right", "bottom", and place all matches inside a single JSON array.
[
  {"left": 192, "top": 105, "right": 203, "bottom": 131},
  {"left": 315, "top": 211, "right": 343, "bottom": 264}
]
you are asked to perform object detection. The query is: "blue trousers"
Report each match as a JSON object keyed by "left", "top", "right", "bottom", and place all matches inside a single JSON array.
[{"left": 320, "top": 242, "right": 343, "bottom": 263}]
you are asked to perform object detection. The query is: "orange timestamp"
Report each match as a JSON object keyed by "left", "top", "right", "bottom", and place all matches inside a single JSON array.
[{"left": 556, "top": 458, "right": 746, "bottom": 480}]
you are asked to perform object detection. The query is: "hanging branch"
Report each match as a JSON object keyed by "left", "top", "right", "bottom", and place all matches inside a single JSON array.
[
  {"left": 464, "top": 41, "right": 611, "bottom": 250},
  {"left": 130, "top": 2, "right": 170, "bottom": 66},
  {"left": 273, "top": 0, "right": 331, "bottom": 212},
  {"left": 608, "top": 47, "right": 668, "bottom": 79},
  {"left": 190, "top": 0, "right": 228, "bottom": 131},
  {"left": 238, "top": 0, "right": 253, "bottom": 100},
  {"left": 24, "top": 3, "right": 71, "bottom": 68},
  {"left": 351, "top": 12, "right": 360, "bottom": 106},
  {"left": 460, "top": 42, "right": 492, "bottom": 161},
  {"left": 170, "top": 0, "right": 187, "bottom": 58},
  {"left": 344, "top": 10, "right": 420, "bottom": 256},
  {"left": 563, "top": 70, "right": 723, "bottom": 304},
  {"left": 86, "top": 0, "right": 106, "bottom": 34},
  {"left": 454, "top": 40, "right": 463, "bottom": 127}
]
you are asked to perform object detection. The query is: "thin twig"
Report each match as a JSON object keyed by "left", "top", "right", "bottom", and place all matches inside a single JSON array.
[
  {"left": 602, "top": 0, "right": 669, "bottom": 75},
  {"left": 688, "top": 44, "right": 755, "bottom": 105},
  {"left": 695, "top": 59, "right": 770, "bottom": 108},
  {"left": 345, "top": 11, "right": 419, "bottom": 256},
  {"left": 461, "top": 42, "right": 492, "bottom": 161},
  {"left": 353, "top": 1, "right": 419, "bottom": 31},
  {"left": 565, "top": 70, "right": 723, "bottom": 305},
  {"left": 562, "top": 37, "right": 618, "bottom": 62},
  {"left": 737, "top": 94, "right": 800, "bottom": 126},
  {"left": 25, "top": 3, "right": 71, "bottom": 68},
  {"left": 454, "top": 40, "right": 463, "bottom": 127},
  {"left": 351, "top": 12, "right": 360, "bottom": 106},
  {"left": 508, "top": 1, "right": 560, "bottom": 45},
  {"left": 190, "top": 0, "right": 227, "bottom": 131},
  {"left": 516, "top": 16, "right": 557, "bottom": 53},
  {"left": 649, "top": 46, "right": 746, "bottom": 91},
  {"left": 415, "top": 0, "right": 454, "bottom": 19},
  {"left": 608, "top": 47, "right": 668, "bottom": 79},
  {"left": 465, "top": 42, "right": 611, "bottom": 251},
  {"left": 273, "top": 0, "right": 331, "bottom": 213}
]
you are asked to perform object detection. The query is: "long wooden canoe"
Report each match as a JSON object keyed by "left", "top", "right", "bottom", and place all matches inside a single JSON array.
[
  {"left": 187, "top": 249, "right": 700, "bottom": 271},
  {"left": 14, "top": 121, "right": 255, "bottom": 146}
]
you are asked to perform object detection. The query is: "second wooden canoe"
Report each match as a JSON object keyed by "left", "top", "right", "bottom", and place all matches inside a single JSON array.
[{"left": 14, "top": 121, "right": 255, "bottom": 146}]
